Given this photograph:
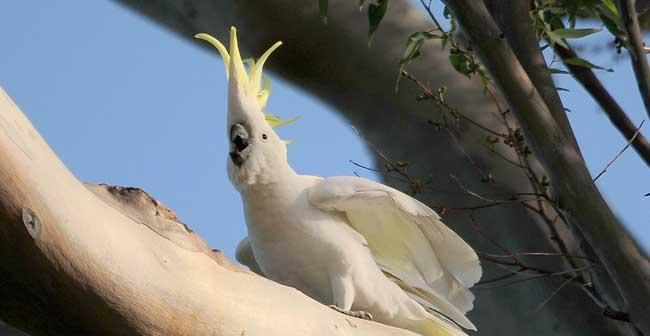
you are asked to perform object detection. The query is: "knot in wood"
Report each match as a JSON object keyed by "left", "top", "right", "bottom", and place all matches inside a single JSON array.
[{"left": 22, "top": 207, "right": 41, "bottom": 239}]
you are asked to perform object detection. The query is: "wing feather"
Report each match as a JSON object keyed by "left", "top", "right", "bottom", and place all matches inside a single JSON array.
[
  {"left": 235, "top": 237, "right": 265, "bottom": 276},
  {"left": 308, "top": 176, "right": 481, "bottom": 330}
]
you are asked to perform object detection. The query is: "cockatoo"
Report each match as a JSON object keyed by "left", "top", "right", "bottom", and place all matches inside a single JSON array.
[{"left": 196, "top": 27, "right": 481, "bottom": 336}]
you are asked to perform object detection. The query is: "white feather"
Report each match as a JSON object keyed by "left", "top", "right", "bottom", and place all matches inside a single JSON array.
[
  {"left": 205, "top": 28, "right": 481, "bottom": 336},
  {"left": 307, "top": 176, "right": 481, "bottom": 330}
]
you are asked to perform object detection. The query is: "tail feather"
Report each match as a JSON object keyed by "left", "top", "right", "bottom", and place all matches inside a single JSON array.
[{"left": 415, "top": 317, "right": 469, "bottom": 336}]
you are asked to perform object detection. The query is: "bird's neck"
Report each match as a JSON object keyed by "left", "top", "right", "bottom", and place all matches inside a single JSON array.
[{"left": 231, "top": 156, "right": 299, "bottom": 196}]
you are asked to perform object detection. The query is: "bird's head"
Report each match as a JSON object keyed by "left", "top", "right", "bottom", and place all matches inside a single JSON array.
[{"left": 196, "top": 27, "right": 297, "bottom": 189}]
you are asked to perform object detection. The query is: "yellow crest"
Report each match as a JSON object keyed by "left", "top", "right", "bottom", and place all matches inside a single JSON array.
[{"left": 195, "top": 27, "right": 298, "bottom": 130}]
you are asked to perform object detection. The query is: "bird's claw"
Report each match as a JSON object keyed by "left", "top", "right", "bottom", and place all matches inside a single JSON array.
[{"left": 328, "top": 305, "right": 373, "bottom": 320}]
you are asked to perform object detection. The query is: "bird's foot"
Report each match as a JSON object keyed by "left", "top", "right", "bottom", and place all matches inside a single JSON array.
[{"left": 328, "top": 305, "right": 373, "bottom": 320}]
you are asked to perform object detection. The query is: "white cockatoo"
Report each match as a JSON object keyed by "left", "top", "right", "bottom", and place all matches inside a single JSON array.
[{"left": 196, "top": 27, "right": 481, "bottom": 336}]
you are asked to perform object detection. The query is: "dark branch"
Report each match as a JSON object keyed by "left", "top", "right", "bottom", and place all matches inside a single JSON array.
[
  {"left": 554, "top": 44, "right": 650, "bottom": 167},
  {"left": 619, "top": 0, "right": 650, "bottom": 120},
  {"left": 446, "top": 1, "right": 650, "bottom": 333}
]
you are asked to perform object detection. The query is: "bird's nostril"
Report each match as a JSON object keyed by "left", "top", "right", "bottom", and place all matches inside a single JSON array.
[{"left": 233, "top": 135, "right": 249, "bottom": 152}]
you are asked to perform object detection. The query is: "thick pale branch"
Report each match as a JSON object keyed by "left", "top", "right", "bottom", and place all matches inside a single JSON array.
[
  {"left": 67, "top": 1, "right": 639, "bottom": 334},
  {"left": 0, "top": 87, "right": 414, "bottom": 336},
  {"left": 445, "top": 1, "right": 650, "bottom": 334}
]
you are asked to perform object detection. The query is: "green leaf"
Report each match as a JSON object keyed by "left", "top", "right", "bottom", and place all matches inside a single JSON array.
[
  {"left": 443, "top": 5, "right": 452, "bottom": 19},
  {"left": 546, "top": 30, "right": 569, "bottom": 49},
  {"left": 319, "top": 0, "right": 328, "bottom": 24},
  {"left": 368, "top": 0, "right": 389, "bottom": 42},
  {"left": 449, "top": 51, "right": 472, "bottom": 77},
  {"left": 563, "top": 57, "right": 614, "bottom": 72},
  {"left": 399, "top": 32, "right": 435, "bottom": 65},
  {"left": 598, "top": 11, "right": 623, "bottom": 36},
  {"left": 396, "top": 31, "right": 435, "bottom": 90},
  {"left": 477, "top": 65, "right": 490, "bottom": 88},
  {"left": 550, "top": 28, "right": 601, "bottom": 39},
  {"left": 593, "top": 3, "right": 626, "bottom": 43},
  {"left": 442, "top": 6, "right": 458, "bottom": 34},
  {"left": 600, "top": 0, "right": 619, "bottom": 14},
  {"left": 549, "top": 68, "right": 569, "bottom": 75}
]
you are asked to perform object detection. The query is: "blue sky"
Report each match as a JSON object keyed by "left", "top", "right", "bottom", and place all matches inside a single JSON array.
[{"left": 0, "top": 1, "right": 646, "bottom": 259}]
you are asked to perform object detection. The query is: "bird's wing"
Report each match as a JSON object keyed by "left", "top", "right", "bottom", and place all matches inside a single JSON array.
[
  {"left": 235, "top": 237, "right": 265, "bottom": 276},
  {"left": 307, "top": 176, "right": 481, "bottom": 330}
]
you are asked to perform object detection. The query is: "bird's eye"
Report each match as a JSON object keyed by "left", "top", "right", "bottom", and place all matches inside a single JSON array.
[{"left": 262, "top": 133, "right": 268, "bottom": 140}]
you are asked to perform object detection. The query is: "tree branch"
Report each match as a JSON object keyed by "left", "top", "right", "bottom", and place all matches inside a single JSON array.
[
  {"left": 0, "top": 87, "right": 415, "bottom": 336},
  {"left": 554, "top": 44, "right": 650, "bottom": 167},
  {"left": 445, "top": 1, "right": 650, "bottom": 334},
  {"left": 619, "top": 0, "right": 650, "bottom": 120},
  {"left": 93, "top": 1, "right": 642, "bottom": 334},
  {"left": 485, "top": 0, "right": 581, "bottom": 153}
]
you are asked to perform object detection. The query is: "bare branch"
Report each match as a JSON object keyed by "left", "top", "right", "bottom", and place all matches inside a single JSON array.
[
  {"left": 533, "top": 274, "right": 580, "bottom": 312},
  {"left": 554, "top": 44, "right": 650, "bottom": 167},
  {"left": 0, "top": 88, "right": 416, "bottom": 336},
  {"left": 619, "top": 0, "right": 650, "bottom": 120},
  {"left": 483, "top": 252, "right": 600, "bottom": 263},
  {"left": 485, "top": 0, "right": 581, "bottom": 153},
  {"left": 445, "top": 1, "right": 650, "bottom": 333}
]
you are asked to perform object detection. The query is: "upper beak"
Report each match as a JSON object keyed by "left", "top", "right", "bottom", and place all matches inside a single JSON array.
[{"left": 229, "top": 123, "right": 250, "bottom": 166}]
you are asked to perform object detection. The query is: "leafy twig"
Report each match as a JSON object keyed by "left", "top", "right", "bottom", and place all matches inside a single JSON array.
[{"left": 401, "top": 71, "right": 507, "bottom": 138}]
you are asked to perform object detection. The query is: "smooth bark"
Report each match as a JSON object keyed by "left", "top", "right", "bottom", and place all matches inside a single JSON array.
[{"left": 0, "top": 88, "right": 415, "bottom": 336}]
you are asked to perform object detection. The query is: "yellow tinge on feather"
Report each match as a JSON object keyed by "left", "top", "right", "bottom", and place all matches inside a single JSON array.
[{"left": 195, "top": 27, "right": 298, "bottom": 130}]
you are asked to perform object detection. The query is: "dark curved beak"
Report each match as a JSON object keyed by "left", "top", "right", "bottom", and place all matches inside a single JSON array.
[{"left": 229, "top": 123, "right": 250, "bottom": 166}]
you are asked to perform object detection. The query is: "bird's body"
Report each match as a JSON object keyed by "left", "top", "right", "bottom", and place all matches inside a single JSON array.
[
  {"left": 236, "top": 171, "right": 431, "bottom": 332},
  {"left": 239, "top": 173, "right": 340, "bottom": 305},
  {"left": 197, "top": 28, "right": 481, "bottom": 336}
]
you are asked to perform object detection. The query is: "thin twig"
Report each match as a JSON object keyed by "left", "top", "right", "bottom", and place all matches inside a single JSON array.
[
  {"left": 481, "top": 143, "right": 527, "bottom": 169},
  {"left": 449, "top": 174, "right": 495, "bottom": 203},
  {"left": 402, "top": 71, "right": 508, "bottom": 139},
  {"left": 483, "top": 252, "right": 600, "bottom": 263},
  {"left": 431, "top": 198, "right": 538, "bottom": 212},
  {"left": 533, "top": 274, "right": 580, "bottom": 312},
  {"left": 419, "top": 0, "right": 444, "bottom": 31},
  {"left": 474, "top": 265, "right": 594, "bottom": 290},
  {"left": 349, "top": 159, "right": 411, "bottom": 185},
  {"left": 593, "top": 120, "right": 645, "bottom": 181},
  {"left": 443, "top": 127, "right": 490, "bottom": 180},
  {"left": 476, "top": 272, "right": 518, "bottom": 285}
]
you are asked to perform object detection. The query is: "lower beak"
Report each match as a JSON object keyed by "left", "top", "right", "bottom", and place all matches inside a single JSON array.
[{"left": 229, "top": 123, "right": 250, "bottom": 166}]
